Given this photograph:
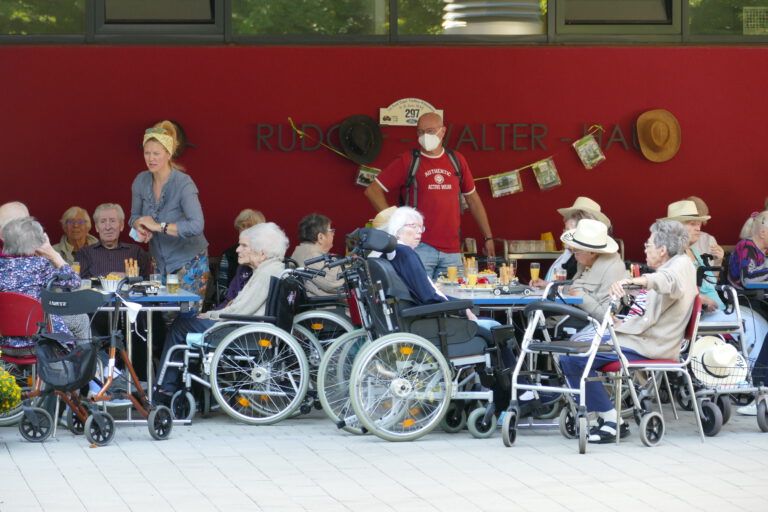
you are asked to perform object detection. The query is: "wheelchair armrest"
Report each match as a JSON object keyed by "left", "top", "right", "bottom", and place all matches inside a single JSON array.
[
  {"left": 219, "top": 314, "right": 278, "bottom": 323},
  {"left": 300, "top": 296, "right": 347, "bottom": 309},
  {"left": 523, "top": 301, "right": 590, "bottom": 323},
  {"left": 400, "top": 300, "right": 474, "bottom": 319}
]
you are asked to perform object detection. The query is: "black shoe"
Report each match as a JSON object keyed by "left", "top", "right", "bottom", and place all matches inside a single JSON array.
[
  {"left": 153, "top": 390, "right": 173, "bottom": 408},
  {"left": 588, "top": 420, "right": 630, "bottom": 443}
]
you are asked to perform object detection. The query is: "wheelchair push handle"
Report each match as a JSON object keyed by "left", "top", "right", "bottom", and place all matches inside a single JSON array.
[
  {"left": 544, "top": 279, "right": 573, "bottom": 301},
  {"left": 293, "top": 268, "right": 326, "bottom": 280}
]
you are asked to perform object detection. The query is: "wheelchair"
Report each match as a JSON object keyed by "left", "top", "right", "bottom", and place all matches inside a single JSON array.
[
  {"left": 328, "top": 228, "right": 508, "bottom": 442},
  {"left": 157, "top": 267, "right": 326, "bottom": 424}
]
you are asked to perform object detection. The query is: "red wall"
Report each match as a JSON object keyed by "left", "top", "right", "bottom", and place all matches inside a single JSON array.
[{"left": 1, "top": 45, "right": 766, "bottom": 263}]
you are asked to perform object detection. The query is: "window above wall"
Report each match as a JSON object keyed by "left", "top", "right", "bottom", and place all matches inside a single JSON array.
[{"left": 1, "top": 0, "right": 767, "bottom": 44}]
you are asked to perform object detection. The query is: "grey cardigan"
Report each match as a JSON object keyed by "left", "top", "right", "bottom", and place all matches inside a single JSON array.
[
  {"left": 202, "top": 257, "right": 284, "bottom": 320},
  {"left": 566, "top": 252, "right": 627, "bottom": 319},
  {"left": 615, "top": 254, "right": 698, "bottom": 360},
  {"left": 129, "top": 168, "right": 208, "bottom": 273},
  {"left": 290, "top": 242, "right": 344, "bottom": 297}
]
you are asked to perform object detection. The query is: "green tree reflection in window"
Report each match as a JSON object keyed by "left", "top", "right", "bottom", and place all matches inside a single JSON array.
[
  {"left": 690, "top": 0, "right": 768, "bottom": 35},
  {"left": 0, "top": 0, "right": 84, "bottom": 35}
]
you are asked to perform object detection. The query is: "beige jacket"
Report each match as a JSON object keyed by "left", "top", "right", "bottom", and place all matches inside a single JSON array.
[
  {"left": 290, "top": 242, "right": 344, "bottom": 297},
  {"left": 53, "top": 234, "right": 98, "bottom": 266},
  {"left": 615, "top": 254, "right": 698, "bottom": 360},
  {"left": 566, "top": 252, "right": 627, "bottom": 319},
  {"left": 202, "top": 257, "right": 284, "bottom": 320}
]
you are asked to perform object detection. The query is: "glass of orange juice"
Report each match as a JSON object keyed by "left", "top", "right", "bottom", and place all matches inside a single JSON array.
[
  {"left": 530, "top": 262, "right": 541, "bottom": 282},
  {"left": 465, "top": 261, "right": 478, "bottom": 287},
  {"left": 447, "top": 266, "right": 458, "bottom": 282},
  {"left": 72, "top": 261, "right": 81, "bottom": 274}
]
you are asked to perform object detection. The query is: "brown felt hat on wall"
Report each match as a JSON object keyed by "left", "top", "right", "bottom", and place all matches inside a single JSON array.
[
  {"left": 636, "top": 109, "right": 681, "bottom": 163},
  {"left": 340, "top": 115, "right": 383, "bottom": 165}
]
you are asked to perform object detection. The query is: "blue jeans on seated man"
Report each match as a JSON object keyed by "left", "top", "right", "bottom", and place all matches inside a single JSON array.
[
  {"left": 157, "top": 316, "right": 218, "bottom": 397},
  {"left": 414, "top": 243, "right": 463, "bottom": 281}
]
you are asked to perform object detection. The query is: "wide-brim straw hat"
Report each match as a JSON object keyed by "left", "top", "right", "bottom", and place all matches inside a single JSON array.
[
  {"left": 560, "top": 218, "right": 618, "bottom": 254},
  {"left": 556, "top": 196, "right": 611, "bottom": 228},
  {"left": 690, "top": 336, "right": 748, "bottom": 387},
  {"left": 636, "top": 109, "right": 681, "bottom": 163},
  {"left": 659, "top": 200, "right": 711, "bottom": 223},
  {"left": 372, "top": 206, "right": 397, "bottom": 229}
]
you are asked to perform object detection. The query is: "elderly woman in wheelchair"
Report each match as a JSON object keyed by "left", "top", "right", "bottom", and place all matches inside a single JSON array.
[
  {"left": 559, "top": 220, "right": 698, "bottom": 444},
  {"left": 338, "top": 207, "right": 512, "bottom": 441},
  {"left": 155, "top": 222, "right": 290, "bottom": 410}
]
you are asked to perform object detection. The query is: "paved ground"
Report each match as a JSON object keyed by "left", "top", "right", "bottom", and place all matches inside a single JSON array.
[{"left": 1, "top": 406, "right": 767, "bottom": 512}]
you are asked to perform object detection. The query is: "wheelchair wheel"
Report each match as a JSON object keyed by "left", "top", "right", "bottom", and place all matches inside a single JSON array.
[
  {"left": 639, "top": 411, "right": 664, "bottom": 447},
  {"left": 65, "top": 405, "right": 85, "bottom": 435},
  {"left": 675, "top": 385, "right": 694, "bottom": 411},
  {"left": 317, "top": 329, "right": 369, "bottom": 435},
  {"left": 348, "top": 333, "right": 452, "bottom": 442},
  {"left": 467, "top": 406, "right": 496, "bottom": 439},
  {"left": 171, "top": 390, "right": 196, "bottom": 421},
  {"left": 85, "top": 411, "right": 116, "bottom": 446},
  {"left": 700, "top": 400, "right": 723, "bottom": 437},
  {"left": 501, "top": 410, "right": 517, "bottom": 447},
  {"left": 578, "top": 416, "right": 588, "bottom": 454},
  {"left": 148, "top": 406, "right": 173, "bottom": 440},
  {"left": 558, "top": 407, "right": 577, "bottom": 439},
  {"left": 19, "top": 406, "right": 53, "bottom": 443},
  {"left": 209, "top": 323, "right": 309, "bottom": 425},
  {"left": 293, "top": 310, "right": 355, "bottom": 345},
  {"left": 716, "top": 395, "right": 732, "bottom": 425},
  {"left": 291, "top": 324, "right": 324, "bottom": 394},
  {"left": 440, "top": 402, "right": 467, "bottom": 433},
  {"left": 757, "top": 399, "right": 768, "bottom": 433}
]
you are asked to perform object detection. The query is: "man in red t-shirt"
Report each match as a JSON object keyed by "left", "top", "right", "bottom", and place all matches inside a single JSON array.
[{"left": 364, "top": 112, "right": 495, "bottom": 278}]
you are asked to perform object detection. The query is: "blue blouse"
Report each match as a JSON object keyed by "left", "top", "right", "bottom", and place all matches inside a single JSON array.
[{"left": 129, "top": 168, "right": 208, "bottom": 274}]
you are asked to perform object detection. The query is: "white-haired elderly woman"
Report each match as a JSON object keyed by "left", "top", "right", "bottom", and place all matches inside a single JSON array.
[
  {"left": 155, "top": 222, "right": 289, "bottom": 405},
  {"left": 560, "top": 220, "right": 697, "bottom": 444},
  {"left": 52, "top": 206, "right": 98, "bottom": 266},
  {"left": 0, "top": 217, "right": 90, "bottom": 352}
]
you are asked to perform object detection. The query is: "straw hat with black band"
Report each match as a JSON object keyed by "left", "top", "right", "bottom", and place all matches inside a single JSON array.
[
  {"left": 636, "top": 109, "right": 681, "bottom": 163},
  {"left": 690, "top": 336, "right": 749, "bottom": 387},
  {"left": 659, "top": 200, "right": 711, "bottom": 223},
  {"left": 556, "top": 196, "right": 612, "bottom": 228},
  {"left": 560, "top": 218, "right": 619, "bottom": 254}
]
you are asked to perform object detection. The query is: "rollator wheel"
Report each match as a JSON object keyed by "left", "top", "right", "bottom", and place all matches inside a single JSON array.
[
  {"left": 716, "top": 395, "right": 732, "bottom": 425},
  {"left": 85, "top": 412, "right": 115, "bottom": 446},
  {"left": 558, "top": 407, "right": 577, "bottom": 439},
  {"left": 675, "top": 386, "right": 693, "bottom": 411},
  {"left": 440, "top": 402, "right": 467, "bottom": 433},
  {"left": 148, "top": 406, "right": 173, "bottom": 440},
  {"left": 700, "top": 400, "right": 723, "bottom": 437},
  {"left": 577, "top": 416, "right": 588, "bottom": 454},
  {"left": 19, "top": 407, "right": 53, "bottom": 443},
  {"left": 65, "top": 406, "right": 85, "bottom": 435},
  {"left": 534, "top": 397, "right": 563, "bottom": 420},
  {"left": 209, "top": 323, "right": 309, "bottom": 425},
  {"left": 639, "top": 411, "right": 665, "bottom": 447},
  {"left": 170, "top": 390, "right": 196, "bottom": 421},
  {"left": 318, "top": 330, "right": 369, "bottom": 435},
  {"left": 467, "top": 407, "right": 496, "bottom": 439},
  {"left": 348, "top": 333, "right": 452, "bottom": 442},
  {"left": 501, "top": 410, "right": 518, "bottom": 447},
  {"left": 756, "top": 399, "right": 768, "bottom": 433}
]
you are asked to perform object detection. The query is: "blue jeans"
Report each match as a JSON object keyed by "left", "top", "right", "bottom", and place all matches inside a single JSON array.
[
  {"left": 559, "top": 344, "right": 645, "bottom": 413},
  {"left": 158, "top": 316, "right": 216, "bottom": 394},
  {"left": 414, "top": 243, "right": 463, "bottom": 280}
]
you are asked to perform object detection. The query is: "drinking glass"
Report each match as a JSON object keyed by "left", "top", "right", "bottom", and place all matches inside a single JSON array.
[
  {"left": 530, "top": 262, "right": 541, "bottom": 282},
  {"left": 166, "top": 273, "right": 180, "bottom": 294}
]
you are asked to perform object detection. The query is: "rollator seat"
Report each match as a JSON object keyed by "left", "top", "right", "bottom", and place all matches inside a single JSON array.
[
  {"left": 599, "top": 360, "right": 679, "bottom": 373},
  {"left": 528, "top": 340, "right": 616, "bottom": 355}
]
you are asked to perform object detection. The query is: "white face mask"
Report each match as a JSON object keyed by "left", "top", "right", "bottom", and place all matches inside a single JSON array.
[{"left": 418, "top": 132, "right": 442, "bottom": 152}]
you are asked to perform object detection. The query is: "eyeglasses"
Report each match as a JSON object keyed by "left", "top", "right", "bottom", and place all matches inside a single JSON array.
[
  {"left": 643, "top": 242, "right": 655, "bottom": 250},
  {"left": 404, "top": 223, "right": 426, "bottom": 233},
  {"left": 66, "top": 220, "right": 87, "bottom": 226},
  {"left": 326, "top": 228, "right": 336, "bottom": 234}
]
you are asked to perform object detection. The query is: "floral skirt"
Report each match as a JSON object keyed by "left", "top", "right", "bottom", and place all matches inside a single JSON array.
[{"left": 177, "top": 250, "right": 209, "bottom": 315}]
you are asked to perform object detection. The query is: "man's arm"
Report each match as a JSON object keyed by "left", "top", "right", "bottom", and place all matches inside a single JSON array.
[
  {"left": 364, "top": 181, "right": 390, "bottom": 212},
  {"left": 464, "top": 191, "right": 495, "bottom": 259}
]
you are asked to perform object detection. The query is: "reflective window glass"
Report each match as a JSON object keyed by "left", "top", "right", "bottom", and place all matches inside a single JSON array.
[
  {"left": 398, "top": 0, "right": 546, "bottom": 36},
  {"left": 104, "top": 0, "right": 215, "bottom": 23},
  {"left": 689, "top": 0, "right": 768, "bottom": 35},
  {"left": 0, "top": 0, "right": 84, "bottom": 34}
]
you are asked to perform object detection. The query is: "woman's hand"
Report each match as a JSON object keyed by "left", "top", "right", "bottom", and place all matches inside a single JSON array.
[
  {"left": 709, "top": 243, "right": 725, "bottom": 265},
  {"left": 701, "top": 294, "right": 718, "bottom": 312},
  {"left": 134, "top": 217, "right": 156, "bottom": 242},
  {"left": 34, "top": 234, "right": 66, "bottom": 268},
  {"left": 529, "top": 278, "right": 548, "bottom": 289}
]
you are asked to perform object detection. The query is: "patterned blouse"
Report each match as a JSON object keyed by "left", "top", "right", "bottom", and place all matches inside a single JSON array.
[
  {"left": 729, "top": 239, "right": 768, "bottom": 288},
  {"left": 0, "top": 255, "right": 80, "bottom": 347}
]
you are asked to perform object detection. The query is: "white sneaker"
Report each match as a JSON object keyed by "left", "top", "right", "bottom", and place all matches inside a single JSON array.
[{"left": 737, "top": 402, "right": 758, "bottom": 416}]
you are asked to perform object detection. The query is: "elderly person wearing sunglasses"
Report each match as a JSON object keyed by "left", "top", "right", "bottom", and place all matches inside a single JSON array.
[{"left": 52, "top": 206, "right": 98, "bottom": 266}]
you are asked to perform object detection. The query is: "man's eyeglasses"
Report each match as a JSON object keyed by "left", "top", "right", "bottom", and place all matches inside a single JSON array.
[
  {"left": 404, "top": 223, "right": 426, "bottom": 233},
  {"left": 66, "top": 220, "right": 87, "bottom": 226},
  {"left": 416, "top": 127, "right": 441, "bottom": 136},
  {"left": 326, "top": 228, "right": 336, "bottom": 234}
]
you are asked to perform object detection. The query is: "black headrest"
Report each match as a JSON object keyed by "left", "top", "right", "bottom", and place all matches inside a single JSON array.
[{"left": 349, "top": 227, "right": 397, "bottom": 254}]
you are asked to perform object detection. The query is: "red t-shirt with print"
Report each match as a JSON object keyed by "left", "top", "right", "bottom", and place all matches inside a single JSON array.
[{"left": 376, "top": 149, "right": 475, "bottom": 253}]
